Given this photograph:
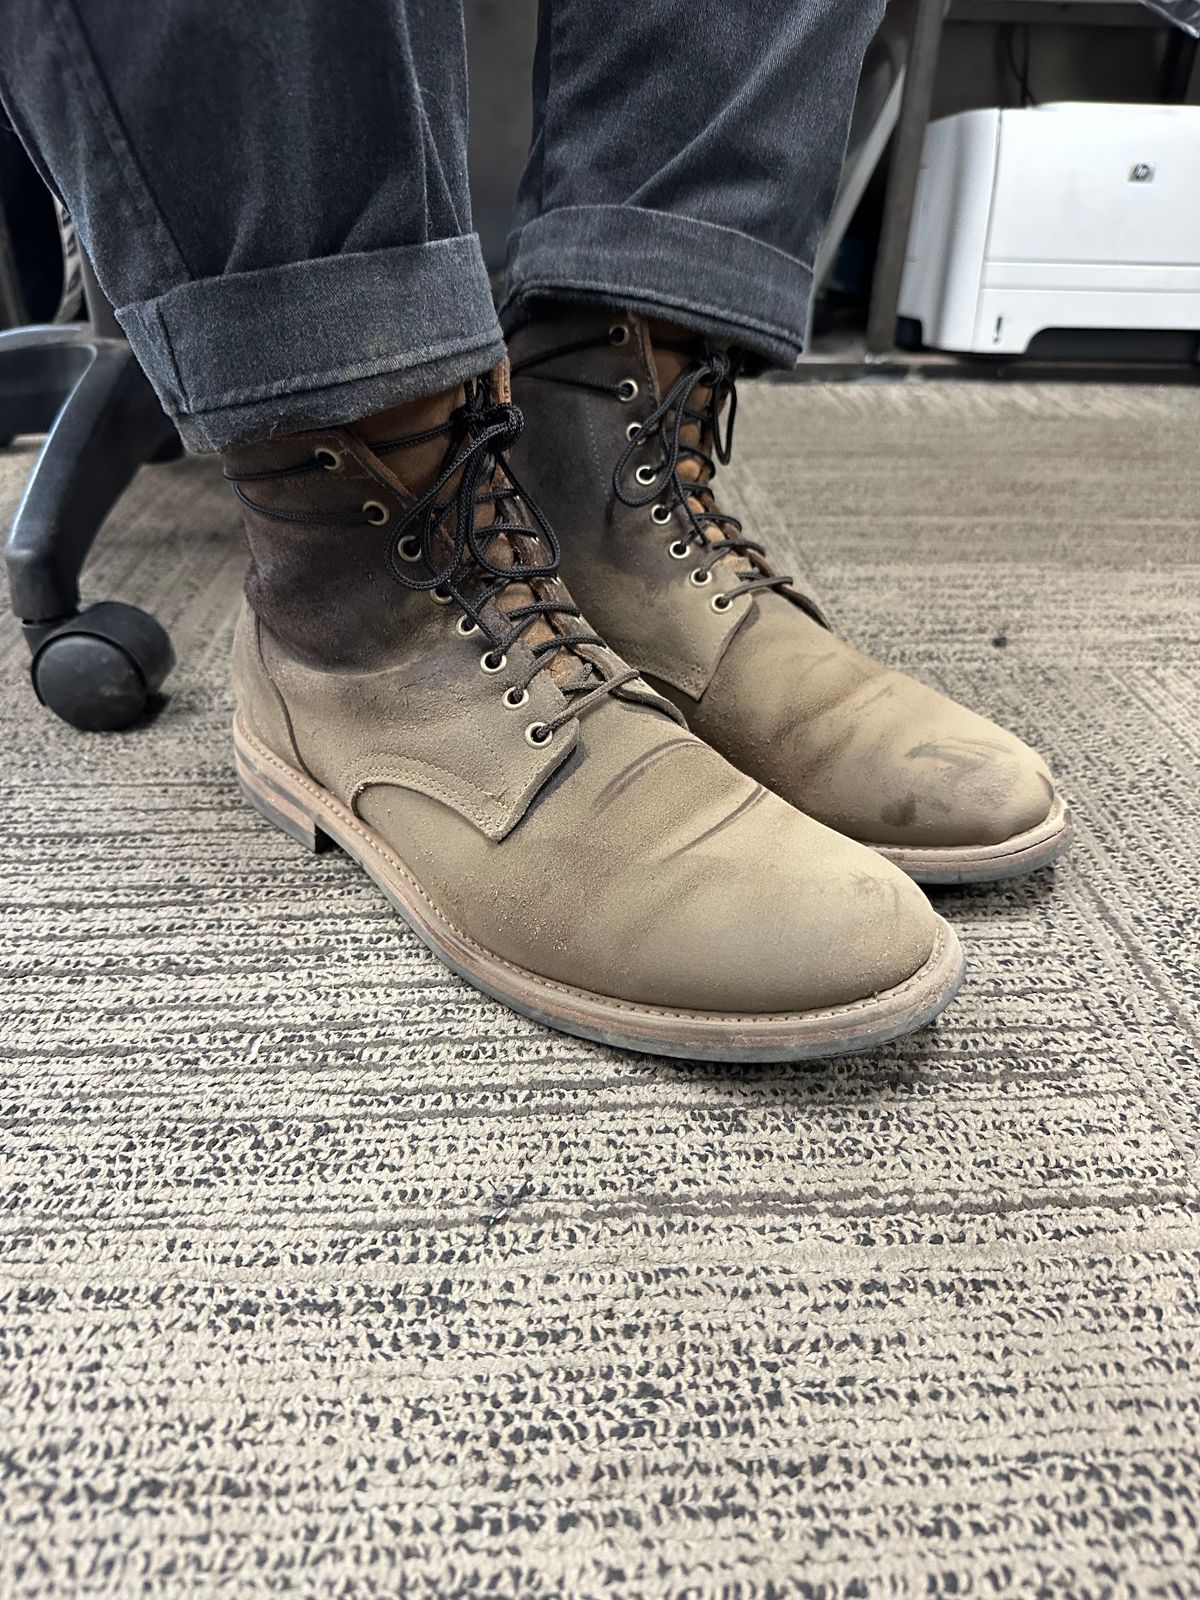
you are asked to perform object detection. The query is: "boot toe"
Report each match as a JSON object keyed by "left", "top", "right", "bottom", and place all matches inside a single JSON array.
[
  {"left": 637, "top": 812, "right": 944, "bottom": 1015},
  {"left": 878, "top": 725, "right": 1056, "bottom": 849},
  {"left": 950, "top": 740, "right": 1056, "bottom": 846},
  {"left": 796, "top": 667, "right": 1060, "bottom": 850}
]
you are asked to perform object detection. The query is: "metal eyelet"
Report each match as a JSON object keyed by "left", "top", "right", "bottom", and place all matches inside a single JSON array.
[
  {"left": 455, "top": 615, "right": 479, "bottom": 637},
  {"left": 314, "top": 446, "right": 343, "bottom": 472},
  {"left": 397, "top": 534, "right": 422, "bottom": 562},
  {"left": 362, "top": 500, "right": 390, "bottom": 526},
  {"left": 480, "top": 649, "right": 507, "bottom": 674},
  {"left": 617, "top": 379, "right": 639, "bottom": 403},
  {"left": 689, "top": 569, "right": 713, "bottom": 587},
  {"left": 504, "top": 686, "right": 530, "bottom": 710},
  {"left": 431, "top": 586, "right": 454, "bottom": 606},
  {"left": 609, "top": 324, "right": 630, "bottom": 346},
  {"left": 651, "top": 505, "right": 672, "bottom": 526},
  {"left": 625, "top": 421, "right": 642, "bottom": 442},
  {"left": 711, "top": 593, "right": 734, "bottom": 613},
  {"left": 668, "top": 540, "right": 690, "bottom": 560},
  {"left": 634, "top": 465, "right": 657, "bottom": 486},
  {"left": 525, "top": 722, "right": 553, "bottom": 747}
]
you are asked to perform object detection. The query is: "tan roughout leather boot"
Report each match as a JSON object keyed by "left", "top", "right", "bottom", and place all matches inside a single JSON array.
[
  {"left": 223, "top": 365, "right": 964, "bottom": 1061},
  {"left": 508, "top": 307, "right": 1073, "bottom": 885}
]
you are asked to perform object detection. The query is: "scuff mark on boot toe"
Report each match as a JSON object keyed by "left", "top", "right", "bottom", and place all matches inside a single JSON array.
[{"left": 880, "top": 794, "right": 918, "bottom": 829}]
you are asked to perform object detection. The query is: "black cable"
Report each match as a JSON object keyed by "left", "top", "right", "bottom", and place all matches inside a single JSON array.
[{"left": 1004, "top": 23, "right": 1038, "bottom": 109}]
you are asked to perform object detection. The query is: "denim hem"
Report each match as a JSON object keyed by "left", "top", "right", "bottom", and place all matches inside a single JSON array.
[
  {"left": 500, "top": 206, "right": 813, "bottom": 368},
  {"left": 116, "top": 234, "right": 504, "bottom": 451}
]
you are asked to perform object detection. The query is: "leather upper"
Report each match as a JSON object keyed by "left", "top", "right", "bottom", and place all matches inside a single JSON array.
[{"left": 508, "top": 307, "right": 1059, "bottom": 852}]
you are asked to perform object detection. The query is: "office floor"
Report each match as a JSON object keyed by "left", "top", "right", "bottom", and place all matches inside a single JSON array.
[{"left": 1, "top": 381, "right": 1198, "bottom": 1598}]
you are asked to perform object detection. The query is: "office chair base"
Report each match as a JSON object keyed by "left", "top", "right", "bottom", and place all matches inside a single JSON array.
[{"left": 2, "top": 323, "right": 180, "bottom": 729}]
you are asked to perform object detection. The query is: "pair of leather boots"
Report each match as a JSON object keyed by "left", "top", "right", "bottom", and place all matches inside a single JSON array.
[{"left": 225, "top": 306, "right": 1071, "bottom": 1061}]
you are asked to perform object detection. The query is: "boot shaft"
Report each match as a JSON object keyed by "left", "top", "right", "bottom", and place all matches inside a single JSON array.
[
  {"left": 223, "top": 368, "right": 564, "bottom": 672},
  {"left": 507, "top": 305, "right": 815, "bottom": 699},
  {"left": 224, "top": 422, "right": 422, "bottom": 668}
]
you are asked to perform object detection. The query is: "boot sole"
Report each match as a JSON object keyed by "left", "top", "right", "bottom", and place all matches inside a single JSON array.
[
  {"left": 872, "top": 796, "right": 1074, "bottom": 885},
  {"left": 233, "top": 716, "right": 966, "bottom": 1063}
]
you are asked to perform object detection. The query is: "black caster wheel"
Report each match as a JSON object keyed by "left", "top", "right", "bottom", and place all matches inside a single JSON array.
[{"left": 29, "top": 601, "right": 175, "bottom": 731}]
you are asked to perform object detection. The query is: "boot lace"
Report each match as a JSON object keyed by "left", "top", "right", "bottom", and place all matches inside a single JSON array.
[
  {"left": 513, "top": 332, "right": 794, "bottom": 609},
  {"left": 226, "top": 378, "right": 636, "bottom": 742}
]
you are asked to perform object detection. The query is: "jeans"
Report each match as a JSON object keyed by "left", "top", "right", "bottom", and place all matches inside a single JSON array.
[{"left": 0, "top": 0, "right": 882, "bottom": 451}]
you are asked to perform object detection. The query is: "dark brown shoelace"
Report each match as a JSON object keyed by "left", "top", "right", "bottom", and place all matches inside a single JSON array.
[{"left": 225, "top": 378, "right": 637, "bottom": 742}]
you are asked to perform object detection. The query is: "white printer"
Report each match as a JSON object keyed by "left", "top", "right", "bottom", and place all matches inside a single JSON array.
[{"left": 897, "top": 102, "right": 1200, "bottom": 355}]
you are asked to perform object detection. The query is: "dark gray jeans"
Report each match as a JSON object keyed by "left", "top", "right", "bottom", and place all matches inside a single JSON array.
[{"left": 0, "top": 0, "right": 882, "bottom": 450}]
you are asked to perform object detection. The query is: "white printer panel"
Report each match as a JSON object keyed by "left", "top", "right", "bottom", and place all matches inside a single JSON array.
[{"left": 899, "top": 104, "right": 1200, "bottom": 355}]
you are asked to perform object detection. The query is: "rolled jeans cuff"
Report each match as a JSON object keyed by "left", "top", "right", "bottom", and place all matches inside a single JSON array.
[
  {"left": 116, "top": 235, "right": 505, "bottom": 452},
  {"left": 500, "top": 205, "right": 813, "bottom": 368}
]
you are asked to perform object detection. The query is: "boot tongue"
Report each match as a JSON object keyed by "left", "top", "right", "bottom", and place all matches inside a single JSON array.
[
  {"left": 646, "top": 321, "right": 696, "bottom": 397},
  {"left": 352, "top": 386, "right": 465, "bottom": 490},
  {"left": 356, "top": 371, "right": 587, "bottom": 691},
  {"left": 647, "top": 321, "right": 715, "bottom": 487},
  {"left": 646, "top": 321, "right": 741, "bottom": 557}
]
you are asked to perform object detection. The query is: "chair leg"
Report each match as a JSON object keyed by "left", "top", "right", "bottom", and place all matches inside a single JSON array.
[{"left": 2, "top": 325, "right": 180, "bottom": 730}]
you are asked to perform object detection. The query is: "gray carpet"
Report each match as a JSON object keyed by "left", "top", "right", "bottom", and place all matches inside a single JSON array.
[{"left": 2, "top": 380, "right": 1198, "bottom": 1599}]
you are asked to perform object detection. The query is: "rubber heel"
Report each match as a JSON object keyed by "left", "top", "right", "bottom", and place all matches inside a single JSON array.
[{"left": 236, "top": 746, "right": 333, "bottom": 854}]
